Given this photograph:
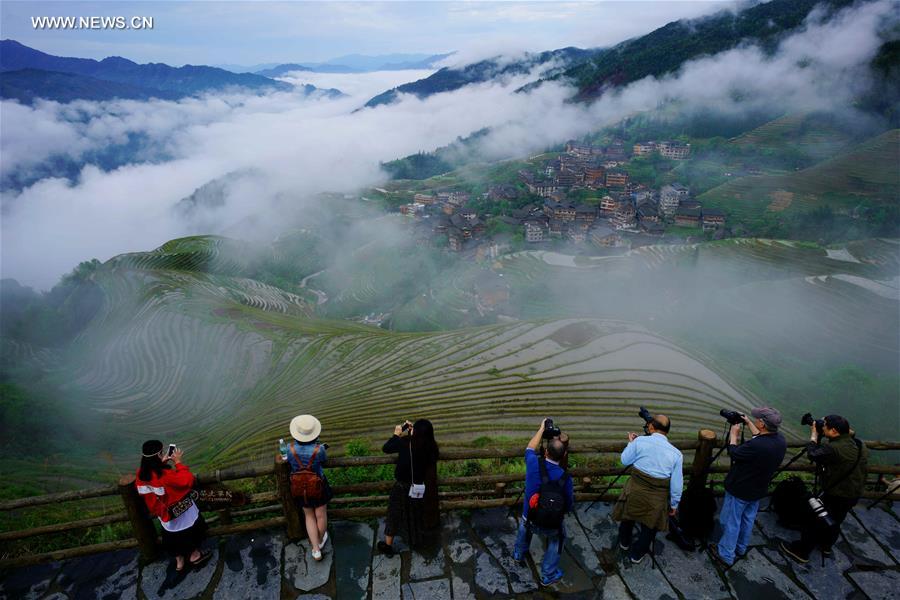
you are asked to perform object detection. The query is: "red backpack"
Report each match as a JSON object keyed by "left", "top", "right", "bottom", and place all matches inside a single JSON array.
[{"left": 289, "top": 443, "right": 324, "bottom": 502}]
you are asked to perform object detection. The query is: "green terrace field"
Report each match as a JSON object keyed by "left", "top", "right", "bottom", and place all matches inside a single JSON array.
[
  {"left": 1, "top": 237, "right": 773, "bottom": 489},
  {"left": 698, "top": 130, "right": 900, "bottom": 228},
  {"left": 729, "top": 112, "right": 859, "bottom": 164},
  {"left": 3, "top": 235, "right": 897, "bottom": 493}
]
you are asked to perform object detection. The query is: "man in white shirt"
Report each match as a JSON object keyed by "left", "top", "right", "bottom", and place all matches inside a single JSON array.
[{"left": 612, "top": 414, "right": 683, "bottom": 563}]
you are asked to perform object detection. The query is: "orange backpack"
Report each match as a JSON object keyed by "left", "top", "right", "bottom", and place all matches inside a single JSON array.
[{"left": 289, "top": 443, "right": 324, "bottom": 502}]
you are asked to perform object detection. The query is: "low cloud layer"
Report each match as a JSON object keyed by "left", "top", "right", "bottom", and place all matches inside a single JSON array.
[{"left": 1, "top": 0, "right": 895, "bottom": 289}]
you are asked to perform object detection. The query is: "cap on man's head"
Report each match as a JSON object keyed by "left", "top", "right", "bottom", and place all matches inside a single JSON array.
[{"left": 751, "top": 407, "right": 782, "bottom": 430}]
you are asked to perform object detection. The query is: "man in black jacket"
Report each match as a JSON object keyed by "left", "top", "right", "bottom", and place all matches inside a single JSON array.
[
  {"left": 710, "top": 407, "right": 786, "bottom": 567},
  {"left": 781, "top": 414, "right": 868, "bottom": 564}
]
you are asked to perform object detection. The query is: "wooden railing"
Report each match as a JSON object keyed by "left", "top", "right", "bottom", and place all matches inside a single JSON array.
[{"left": 1, "top": 431, "right": 898, "bottom": 569}]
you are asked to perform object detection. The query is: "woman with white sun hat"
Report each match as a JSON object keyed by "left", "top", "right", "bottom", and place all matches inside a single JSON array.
[{"left": 286, "top": 414, "right": 333, "bottom": 561}]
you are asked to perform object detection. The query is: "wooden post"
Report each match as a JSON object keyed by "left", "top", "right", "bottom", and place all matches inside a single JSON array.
[
  {"left": 118, "top": 474, "right": 159, "bottom": 562},
  {"left": 690, "top": 429, "right": 717, "bottom": 491},
  {"left": 494, "top": 482, "right": 507, "bottom": 497},
  {"left": 582, "top": 476, "right": 592, "bottom": 491},
  {"left": 274, "top": 455, "right": 304, "bottom": 540}
]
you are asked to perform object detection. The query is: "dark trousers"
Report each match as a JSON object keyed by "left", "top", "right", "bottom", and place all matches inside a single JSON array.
[
  {"left": 795, "top": 494, "right": 857, "bottom": 556},
  {"left": 618, "top": 520, "right": 657, "bottom": 560}
]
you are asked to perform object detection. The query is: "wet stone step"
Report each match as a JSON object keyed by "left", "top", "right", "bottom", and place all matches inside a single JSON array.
[
  {"left": 652, "top": 542, "right": 730, "bottom": 600},
  {"left": 618, "top": 551, "right": 679, "bottom": 600},
  {"left": 56, "top": 548, "right": 138, "bottom": 600},
  {"left": 441, "top": 513, "right": 476, "bottom": 600},
  {"left": 598, "top": 573, "right": 633, "bottom": 599},
  {"left": 409, "top": 541, "right": 446, "bottom": 581},
  {"left": 474, "top": 552, "right": 509, "bottom": 596},
  {"left": 370, "top": 553, "right": 401, "bottom": 600},
  {"left": 563, "top": 512, "right": 603, "bottom": 573},
  {"left": 846, "top": 568, "right": 900, "bottom": 600},
  {"left": 839, "top": 512, "right": 894, "bottom": 567},
  {"left": 284, "top": 539, "right": 333, "bottom": 593},
  {"left": 401, "top": 577, "right": 451, "bottom": 600},
  {"left": 849, "top": 506, "right": 900, "bottom": 563},
  {"left": 213, "top": 531, "right": 282, "bottom": 600},
  {"left": 758, "top": 544, "right": 860, "bottom": 600},
  {"left": 724, "top": 547, "right": 811, "bottom": 600},
  {"left": 0, "top": 561, "right": 61, "bottom": 600},
  {"left": 471, "top": 509, "right": 536, "bottom": 594},
  {"left": 332, "top": 522, "right": 374, "bottom": 599},
  {"left": 574, "top": 503, "right": 619, "bottom": 553},
  {"left": 141, "top": 539, "right": 219, "bottom": 600}
]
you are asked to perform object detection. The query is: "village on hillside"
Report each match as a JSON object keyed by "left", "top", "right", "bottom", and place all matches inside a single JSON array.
[{"left": 392, "top": 139, "right": 727, "bottom": 256}]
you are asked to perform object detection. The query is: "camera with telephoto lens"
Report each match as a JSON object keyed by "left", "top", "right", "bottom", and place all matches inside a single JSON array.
[
  {"left": 719, "top": 409, "right": 745, "bottom": 425},
  {"left": 807, "top": 496, "right": 835, "bottom": 527},
  {"left": 542, "top": 418, "right": 561, "bottom": 439},
  {"left": 801, "top": 413, "right": 825, "bottom": 436}
]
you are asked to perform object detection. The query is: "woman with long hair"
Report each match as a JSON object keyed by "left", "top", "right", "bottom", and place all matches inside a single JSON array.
[
  {"left": 286, "top": 414, "right": 333, "bottom": 561},
  {"left": 135, "top": 440, "right": 210, "bottom": 571},
  {"left": 377, "top": 419, "right": 439, "bottom": 556}
]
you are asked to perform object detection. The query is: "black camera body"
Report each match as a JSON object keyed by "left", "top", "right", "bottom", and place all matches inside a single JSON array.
[
  {"left": 638, "top": 407, "right": 654, "bottom": 434},
  {"left": 543, "top": 418, "right": 561, "bottom": 439},
  {"left": 801, "top": 413, "right": 825, "bottom": 435},
  {"left": 720, "top": 409, "right": 745, "bottom": 425}
]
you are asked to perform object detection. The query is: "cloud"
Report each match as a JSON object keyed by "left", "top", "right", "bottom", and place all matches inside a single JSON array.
[{"left": 1, "top": 0, "right": 894, "bottom": 289}]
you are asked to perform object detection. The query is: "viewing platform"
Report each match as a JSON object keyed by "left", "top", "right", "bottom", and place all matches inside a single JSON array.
[
  {"left": 2, "top": 499, "right": 899, "bottom": 599},
  {"left": 2, "top": 431, "right": 898, "bottom": 598}
]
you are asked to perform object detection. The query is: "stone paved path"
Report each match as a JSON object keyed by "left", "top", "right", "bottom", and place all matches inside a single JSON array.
[{"left": 2, "top": 501, "right": 899, "bottom": 599}]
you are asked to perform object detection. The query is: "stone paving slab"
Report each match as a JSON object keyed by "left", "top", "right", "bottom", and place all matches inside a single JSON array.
[
  {"left": 574, "top": 503, "right": 617, "bottom": 546},
  {"left": 850, "top": 506, "right": 900, "bottom": 563},
  {"left": 725, "top": 548, "right": 811, "bottom": 600},
  {"left": 0, "top": 561, "right": 61, "bottom": 600},
  {"left": 7, "top": 501, "right": 900, "bottom": 600},
  {"left": 839, "top": 511, "right": 894, "bottom": 567},
  {"left": 652, "top": 542, "right": 729, "bottom": 600},
  {"left": 618, "top": 552, "right": 679, "bottom": 599},
  {"left": 214, "top": 531, "right": 282, "bottom": 600},
  {"left": 57, "top": 549, "right": 139, "bottom": 600},
  {"left": 141, "top": 539, "right": 219, "bottom": 600},
  {"left": 759, "top": 544, "right": 862, "bottom": 600},
  {"left": 471, "top": 509, "right": 537, "bottom": 594},
  {"left": 846, "top": 568, "right": 900, "bottom": 600},
  {"left": 370, "top": 553, "right": 401, "bottom": 600},
  {"left": 284, "top": 538, "right": 333, "bottom": 593},
  {"left": 332, "top": 522, "right": 374, "bottom": 599},
  {"left": 474, "top": 550, "right": 510, "bottom": 596},
  {"left": 400, "top": 577, "right": 451, "bottom": 599},
  {"left": 598, "top": 573, "right": 632, "bottom": 599}
]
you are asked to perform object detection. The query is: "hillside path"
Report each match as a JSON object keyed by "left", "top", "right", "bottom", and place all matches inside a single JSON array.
[{"left": 3, "top": 500, "right": 899, "bottom": 599}]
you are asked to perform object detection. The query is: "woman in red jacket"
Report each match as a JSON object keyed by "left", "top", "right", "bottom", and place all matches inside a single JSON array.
[{"left": 135, "top": 440, "right": 210, "bottom": 571}]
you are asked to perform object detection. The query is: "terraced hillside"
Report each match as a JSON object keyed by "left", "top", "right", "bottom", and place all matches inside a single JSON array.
[
  {"left": 699, "top": 130, "right": 900, "bottom": 225},
  {"left": 6, "top": 236, "right": 898, "bottom": 483},
  {"left": 7, "top": 238, "right": 769, "bottom": 477}
]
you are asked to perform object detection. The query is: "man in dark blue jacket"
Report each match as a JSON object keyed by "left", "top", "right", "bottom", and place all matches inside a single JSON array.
[
  {"left": 710, "top": 407, "right": 786, "bottom": 567},
  {"left": 512, "top": 419, "right": 575, "bottom": 587}
]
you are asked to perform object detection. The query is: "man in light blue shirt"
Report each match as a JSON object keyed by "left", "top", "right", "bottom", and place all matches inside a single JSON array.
[{"left": 613, "top": 414, "right": 683, "bottom": 563}]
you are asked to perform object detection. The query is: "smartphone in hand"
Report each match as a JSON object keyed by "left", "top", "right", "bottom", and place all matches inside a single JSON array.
[{"left": 167, "top": 443, "right": 177, "bottom": 458}]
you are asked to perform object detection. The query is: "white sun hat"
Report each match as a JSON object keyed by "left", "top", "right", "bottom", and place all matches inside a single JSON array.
[{"left": 290, "top": 414, "right": 322, "bottom": 443}]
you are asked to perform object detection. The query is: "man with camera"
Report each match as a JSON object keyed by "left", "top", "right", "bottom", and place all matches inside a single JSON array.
[
  {"left": 613, "top": 412, "right": 683, "bottom": 564},
  {"left": 709, "top": 408, "right": 786, "bottom": 568},
  {"left": 512, "top": 418, "right": 574, "bottom": 587},
  {"left": 780, "top": 414, "right": 868, "bottom": 564}
]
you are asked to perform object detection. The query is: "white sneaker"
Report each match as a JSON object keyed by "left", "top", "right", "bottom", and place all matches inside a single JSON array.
[
  {"left": 312, "top": 547, "right": 322, "bottom": 561},
  {"left": 320, "top": 532, "right": 329, "bottom": 548}
]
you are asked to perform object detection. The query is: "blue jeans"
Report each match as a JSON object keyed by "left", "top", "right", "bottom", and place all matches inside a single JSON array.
[
  {"left": 717, "top": 491, "right": 760, "bottom": 565},
  {"left": 514, "top": 520, "right": 564, "bottom": 583}
]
